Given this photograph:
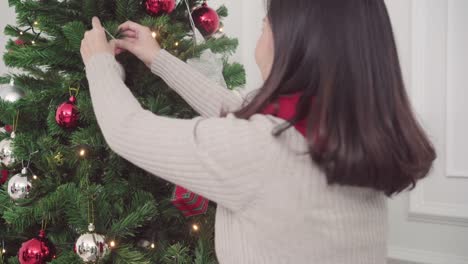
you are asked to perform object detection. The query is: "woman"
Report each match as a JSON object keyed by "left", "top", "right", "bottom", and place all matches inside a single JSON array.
[{"left": 80, "top": 0, "right": 435, "bottom": 263}]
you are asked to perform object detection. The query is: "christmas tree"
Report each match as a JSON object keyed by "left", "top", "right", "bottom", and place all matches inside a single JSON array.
[{"left": 0, "top": 0, "right": 245, "bottom": 263}]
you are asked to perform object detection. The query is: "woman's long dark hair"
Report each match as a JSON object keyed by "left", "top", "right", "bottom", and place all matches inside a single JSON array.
[{"left": 234, "top": 0, "right": 436, "bottom": 196}]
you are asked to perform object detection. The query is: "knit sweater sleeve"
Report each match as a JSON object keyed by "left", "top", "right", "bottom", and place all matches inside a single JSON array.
[
  {"left": 85, "top": 53, "right": 274, "bottom": 211},
  {"left": 150, "top": 49, "right": 245, "bottom": 117}
]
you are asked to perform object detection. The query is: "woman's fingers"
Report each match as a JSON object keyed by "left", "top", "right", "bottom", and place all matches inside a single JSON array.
[
  {"left": 115, "top": 20, "right": 161, "bottom": 67},
  {"left": 120, "top": 29, "right": 138, "bottom": 38},
  {"left": 115, "top": 48, "right": 125, "bottom": 55},
  {"left": 113, "top": 39, "right": 135, "bottom": 53},
  {"left": 109, "top": 39, "right": 127, "bottom": 55},
  {"left": 118, "top": 21, "right": 144, "bottom": 33},
  {"left": 92, "top": 17, "right": 103, "bottom": 30}
]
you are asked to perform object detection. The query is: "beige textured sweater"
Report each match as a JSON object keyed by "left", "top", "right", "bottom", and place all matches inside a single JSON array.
[{"left": 85, "top": 50, "right": 388, "bottom": 264}]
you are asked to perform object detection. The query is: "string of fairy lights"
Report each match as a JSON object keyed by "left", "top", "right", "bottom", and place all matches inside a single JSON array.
[{"left": 13, "top": 17, "right": 224, "bottom": 49}]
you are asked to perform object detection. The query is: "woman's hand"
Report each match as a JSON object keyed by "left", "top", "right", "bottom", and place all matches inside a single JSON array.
[
  {"left": 80, "top": 17, "right": 114, "bottom": 64},
  {"left": 113, "top": 21, "right": 161, "bottom": 67}
]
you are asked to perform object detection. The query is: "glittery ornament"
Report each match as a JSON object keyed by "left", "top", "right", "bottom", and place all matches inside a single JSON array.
[
  {"left": 144, "top": 0, "right": 176, "bottom": 16},
  {"left": 53, "top": 152, "right": 64, "bottom": 166},
  {"left": 7, "top": 168, "right": 31, "bottom": 200},
  {"left": 192, "top": 3, "right": 220, "bottom": 37},
  {"left": 74, "top": 224, "right": 109, "bottom": 262},
  {"left": 18, "top": 230, "right": 56, "bottom": 264},
  {"left": 0, "top": 79, "right": 25, "bottom": 103},
  {"left": 0, "top": 137, "right": 15, "bottom": 167},
  {"left": 55, "top": 96, "right": 79, "bottom": 129}
]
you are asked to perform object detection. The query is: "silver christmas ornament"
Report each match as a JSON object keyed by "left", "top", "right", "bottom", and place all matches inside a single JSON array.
[
  {"left": 0, "top": 79, "right": 24, "bottom": 103},
  {"left": 75, "top": 225, "right": 109, "bottom": 263},
  {"left": 0, "top": 138, "right": 15, "bottom": 166},
  {"left": 7, "top": 168, "right": 31, "bottom": 200}
]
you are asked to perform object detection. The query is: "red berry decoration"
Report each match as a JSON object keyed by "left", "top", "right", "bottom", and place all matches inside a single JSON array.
[
  {"left": 145, "top": 0, "right": 176, "bottom": 16},
  {"left": 55, "top": 96, "right": 79, "bottom": 129},
  {"left": 192, "top": 3, "right": 220, "bottom": 37},
  {"left": 15, "top": 39, "right": 25, "bottom": 46},
  {"left": 18, "top": 230, "right": 56, "bottom": 264}
]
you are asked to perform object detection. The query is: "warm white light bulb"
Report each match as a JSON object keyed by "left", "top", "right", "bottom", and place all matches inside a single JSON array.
[
  {"left": 192, "top": 224, "right": 199, "bottom": 231},
  {"left": 175, "top": 42, "right": 179, "bottom": 47},
  {"left": 19, "top": 31, "right": 24, "bottom": 35},
  {"left": 151, "top": 31, "right": 157, "bottom": 38},
  {"left": 150, "top": 243, "right": 155, "bottom": 249},
  {"left": 2, "top": 249, "right": 6, "bottom": 253},
  {"left": 79, "top": 149, "right": 86, "bottom": 156},
  {"left": 34, "top": 21, "right": 38, "bottom": 25},
  {"left": 31, "top": 40, "right": 36, "bottom": 44},
  {"left": 110, "top": 240, "right": 116, "bottom": 248},
  {"left": 33, "top": 175, "right": 38, "bottom": 180},
  {"left": 219, "top": 27, "right": 224, "bottom": 32}
]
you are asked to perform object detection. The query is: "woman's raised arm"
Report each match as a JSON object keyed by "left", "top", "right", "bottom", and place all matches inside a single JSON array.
[
  {"left": 114, "top": 21, "right": 245, "bottom": 117},
  {"left": 150, "top": 49, "right": 244, "bottom": 117}
]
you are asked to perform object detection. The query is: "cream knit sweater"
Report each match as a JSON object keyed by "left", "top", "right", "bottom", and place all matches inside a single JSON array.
[{"left": 85, "top": 50, "right": 388, "bottom": 264}]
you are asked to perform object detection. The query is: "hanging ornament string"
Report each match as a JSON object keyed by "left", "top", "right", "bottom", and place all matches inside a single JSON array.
[
  {"left": 69, "top": 86, "right": 80, "bottom": 98},
  {"left": 12, "top": 110, "right": 20, "bottom": 135},
  {"left": 184, "top": 0, "right": 201, "bottom": 45},
  {"left": 87, "top": 194, "right": 95, "bottom": 227},
  {"left": 41, "top": 218, "right": 48, "bottom": 232},
  {"left": 104, "top": 28, "right": 116, "bottom": 40},
  {"left": 21, "top": 150, "right": 38, "bottom": 169},
  {"left": 27, "top": 151, "right": 38, "bottom": 168}
]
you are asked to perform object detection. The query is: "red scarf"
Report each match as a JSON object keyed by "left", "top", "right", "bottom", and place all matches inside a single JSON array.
[{"left": 261, "top": 93, "right": 308, "bottom": 137}]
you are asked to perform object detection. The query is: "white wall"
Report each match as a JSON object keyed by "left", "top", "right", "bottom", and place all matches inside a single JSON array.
[
  {"left": 210, "top": 0, "right": 264, "bottom": 91},
  {"left": 386, "top": 1, "right": 468, "bottom": 263},
  {"left": 0, "top": 1, "right": 17, "bottom": 74}
]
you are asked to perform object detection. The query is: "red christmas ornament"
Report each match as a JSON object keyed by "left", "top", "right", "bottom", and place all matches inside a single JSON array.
[
  {"left": 192, "top": 3, "right": 220, "bottom": 37},
  {"left": 144, "top": 0, "right": 176, "bottom": 16},
  {"left": 171, "top": 186, "right": 209, "bottom": 217},
  {"left": 0, "top": 169, "right": 8, "bottom": 185},
  {"left": 55, "top": 96, "right": 79, "bottom": 129},
  {"left": 18, "top": 230, "right": 56, "bottom": 264}
]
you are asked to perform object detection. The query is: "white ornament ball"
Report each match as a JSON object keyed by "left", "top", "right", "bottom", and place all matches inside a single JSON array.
[
  {"left": 75, "top": 232, "right": 109, "bottom": 262},
  {"left": 7, "top": 168, "right": 31, "bottom": 200},
  {"left": 0, "top": 79, "right": 24, "bottom": 103},
  {"left": 0, "top": 138, "right": 15, "bottom": 166}
]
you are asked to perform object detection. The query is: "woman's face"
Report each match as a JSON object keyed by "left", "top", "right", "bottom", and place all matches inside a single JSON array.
[{"left": 255, "top": 17, "right": 274, "bottom": 81}]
